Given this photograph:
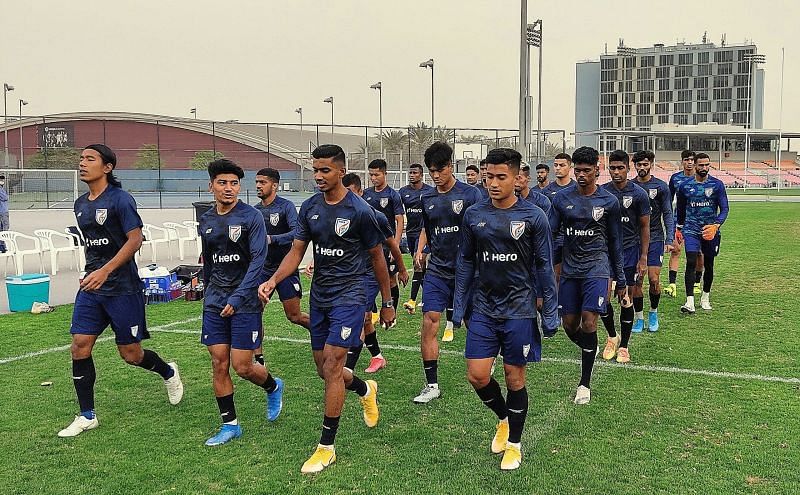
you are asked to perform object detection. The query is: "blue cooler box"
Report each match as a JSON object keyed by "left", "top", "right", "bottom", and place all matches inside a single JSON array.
[{"left": 6, "top": 274, "right": 51, "bottom": 312}]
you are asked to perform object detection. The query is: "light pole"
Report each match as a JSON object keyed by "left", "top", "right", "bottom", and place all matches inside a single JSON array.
[
  {"left": 419, "top": 59, "right": 434, "bottom": 129},
  {"left": 526, "top": 20, "right": 543, "bottom": 163},
  {"left": 370, "top": 81, "right": 383, "bottom": 157},
  {"left": 3, "top": 83, "right": 14, "bottom": 169},
  {"left": 296, "top": 107, "right": 303, "bottom": 191},
  {"left": 743, "top": 53, "right": 765, "bottom": 190},
  {"left": 617, "top": 44, "right": 636, "bottom": 154},
  {"left": 323, "top": 97, "right": 334, "bottom": 143},
  {"left": 777, "top": 47, "right": 785, "bottom": 191},
  {"left": 19, "top": 99, "right": 27, "bottom": 171},
  {"left": 190, "top": 107, "right": 197, "bottom": 119},
  {"left": 518, "top": 0, "right": 528, "bottom": 159}
]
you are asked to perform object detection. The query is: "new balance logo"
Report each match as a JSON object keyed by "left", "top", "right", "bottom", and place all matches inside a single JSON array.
[
  {"left": 72, "top": 376, "right": 84, "bottom": 380},
  {"left": 311, "top": 214, "right": 319, "bottom": 220}
]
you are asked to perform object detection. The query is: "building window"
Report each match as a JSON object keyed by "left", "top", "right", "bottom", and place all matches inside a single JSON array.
[
  {"left": 737, "top": 62, "right": 750, "bottom": 74},
  {"left": 624, "top": 92, "right": 636, "bottom": 104},
  {"left": 601, "top": 58, "right": 618, "bottom": 69},
  {"left": 673, "top": 102, "right": 692, "bottom": 114},
  {"left": 656, "top": 66, "right": 670, "bottom": 79},
  {"left": 737, "top": 48, "right": 755, "bottom": 61},
  {"left": 601, "top": 94, "right": 617, "bottom": 105},
  {"left": 678, "top": 53, "right": 693, "bottom": 65},
  {"left": 618, "top": 81, "right": 633, "bottom": 92},
  {"left": 713, "top": 88, "right": 732, "bottom": 100},
  {"left": 659, "top": 54, "right": 674, "bottom": 66},
  {"left": 674, "top": 115, "right": 689, "bottom": 125},
  {"left": 714, "top": 50, "right": 734, "bottom": 63},
  {"left": 675, "top": 78, "right": 690, "bottom": 90},
  {"left": 601, "top": 70, "right": 618, "bottom": 81},
  {"left": 658, "top": 115, "right": 670, "bottom": 124},
  {"left": 658, "top": 79, "right": 671, "bottom": 90},
  {"left": 713, "top": 75, "right": 729, "bottom": 88},
  {"left": 655, "top": 103, "right": 669, "bottom": 114},
  {"left": 637, "top": 103, "right": 651, "bottom": 115},
  {"left": 625, "top": 117, "right": 632, "bottom": 128},
  {"left": 732, "top": 112, "right": 748, "bottom": 124},
  {"left": 636, "top": 79, "right": 654, "bottom": 91},
  {"left": 601, "top": 105, "right": 617, "bottom": 117},
  {"left": 697, "top": 89, "right": 709, "bottom": 101},
  {"left": 636, "top": 67, "right": 651, "bottom": 80},
  {"left": 697, "top": 101, "right": 711, "bottom": 113},
  {"left": 716, "top": 100, "right": 732, "bottom": 112},
  {"left": 624, "top": 105, "right": 632, "bottom": 116},
  {"left": 717, "top": 63, "right": 733, "bottom": 75},
  {"left": 698, "top": 52, "right": 710, "bottom": 64},
  {"left": 713, "top": 112, "right": 728, "bottom": 124},
  {"left": 694, "top": 77, "right": 708, "bottom": 89},
  {"left": 675, "top": 65, "right": 693, "bottom": 77},
  {"left": 636, "top": 115, "right": 653, "bottom": 128},
  {"left": 600, "top": 117, "right": 614, "bottom": 128},
  {"left": 733, "top": 74, "right": 749, "bottom": 87},
  {"left": 698, "top": 64, "right": 712, "bottom": 76},
  {"left": 640, "top": 56, "right": 655, "bottom": 67},
  {"left": 677, "top": 89, "right": 692, "bottom": 101},
  {"left": 658, "top": 91, "right": 673, "bottom": 102},
  {"left": 736, "top": 87, "right": 750, "bottom": 99},
  {"left": 640, "top": 91, "right": 654, "bottom": 103},
  {"left": 617, "top": 117, "right": 624, "bottom": 128},
  {"left": 601, "top": 82, "right": 615, "bottom": 93},
  {"left": 692, "top": 113, "right": 708, "bottom": 125},
  {"left": 735, "top": 99, "right": 749, "bottom": 112}
]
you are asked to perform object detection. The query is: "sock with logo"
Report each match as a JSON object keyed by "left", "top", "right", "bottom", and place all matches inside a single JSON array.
[
  {"left": 345, "top": 375, "right": 369, "bottom": 397},
  {"left": 72, "top": 356, "right": 96, "bottom": 417},
  {"left": 364, "top": 332, "right": 381, "bottom": 358},
  {"left": 260, "top": 373, "right": 278, "bottom": 394},
  {"left": 649, "top": 290, "right": 661, "bottom": 310},
  {"left": 578, "top": 331, "right": 598, "bottom": 388},
  {"left": 506, "top": 387, "right": 529, "bottom": 444},
  {"left": 391, "top": 286, "right": 400, "bottom": 311},
  {"left": 600, "top": 305, "right": 616, "bottom": 338},
  {"left": 475, "top": 377, "right": 508, "bottom": 420},
  {"left": 446, "top": 308, "right": 454, "bottom": 324},
  {"left": 136, "top": 349, "right": 174, "bottom": 379},
  {"left": 216, "top": 393, "right": 237, "bottom": 424},
  {"left": 345, "top": 344, "right": 363, "bottom": 372},
  {"left": 254, "top": 353, "right": 265, "bottom": 366},
  {"left": 320, "top": 415, "right": 340, "bottom": 446},
  {"left": 620, "top": 305, "right": 634, "bottom": 347},
  {"left": 423, "top": 359, "right": 438, "bottom": 386},
  {"left": 410, "top": 270, "right": 424, "bottom": 301}
]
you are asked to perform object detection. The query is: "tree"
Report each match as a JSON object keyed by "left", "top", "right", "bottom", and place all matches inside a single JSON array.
[
  {"left": 381, "top": 129, "right": 407, "bottom": 153},
  {"left": 190, "top": 150, "right": 225, "bottom": 170},
  {"left": 25, "top": 147, "right": 81, "bottom": 169},
  {"left": 133, "top": 144, "right": 161, "bottom": 170}
]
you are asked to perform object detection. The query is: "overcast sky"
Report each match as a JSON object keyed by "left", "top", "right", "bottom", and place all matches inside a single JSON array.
[{"left": 3, "top": 0, "right": 797, "bottom": 139}]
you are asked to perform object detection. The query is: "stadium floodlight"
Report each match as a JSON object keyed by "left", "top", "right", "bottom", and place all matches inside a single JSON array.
[
  {"left": 190, "top": 108, "right": 197, "bottom": 119},
  {"left": 370, "top": 82, "right": 383, "bottom": 157},
  {"left": 19, "top": 99, "right": 27, "bottom": 171},
  {"left": 525, "top": 20, "right": 543, "bottom": 163},
  {"left": 323, "top": 97, "right": 334, "bottom": 142},
  {"left": 4, "top": 83, "right": 14, "bottom": 169},
  {"left": 742, "top": 52, "right": 766, "bottom": 190},
  {"left": 419, "top": 59, "right": 435, "bottom": 128}
]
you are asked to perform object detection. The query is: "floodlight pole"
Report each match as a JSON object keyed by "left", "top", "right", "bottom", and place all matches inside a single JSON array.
[
  {"left": 370, "top": 82, "right": 383, "bottom": 157},
  {"left": 3, "top": 83, "right": 14, "bottom": 169},
  {"left": 19, "top": 99, "right": 27, "bottom": 171}
]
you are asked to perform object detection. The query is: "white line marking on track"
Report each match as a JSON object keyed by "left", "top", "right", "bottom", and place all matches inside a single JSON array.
[
  {"left": 0, "top": 317, "right": 201, "bottom": 365},
  {"left": 149, "top": 328, "right": 800, "bottom": 385}
]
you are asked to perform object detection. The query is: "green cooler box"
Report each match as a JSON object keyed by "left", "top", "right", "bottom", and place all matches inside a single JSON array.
[{"left": 5, "top": 274, "right": 51, "bottom": 312}]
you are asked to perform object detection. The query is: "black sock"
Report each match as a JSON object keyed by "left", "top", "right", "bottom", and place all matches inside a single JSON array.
[
  {"left": 578, "top": 332, "right": 597, "bottom": 388},
  {"left": 216, "top": 393, "right": 237, "bottom": 423},
  {"left": 446, "top": 308, "right": 454, "bottom": 323},
  {"left": 364, "top": 332, "right": 381, "bottom": 358},
  {"left": 261, "top": 373, "right": 278, "bottom": 393},
  {"left": 410, "top": 270, "right": 424, "bottom": 301},
  {"left": 703, "top": 259, "right": 715, "bottom": 292},
  {"left": 620, "top": 305, "right": 634, "bottom": 348},
  {"left": 423, "top": 359, "right": 438, "bottom": 385},
  {"left": 345, "top": 375, "right": 369, "bottom": 397},
  {"left": 475, "top": 377, "right": 508, "bottom": 420},
  {"left": 136, "top": 349, "right": 173, "bottom": 379},
  {"left": 668, "top": 269, "right": 677, "bottom": 284},
  {"left": 254, "top": 353, "right": 265, "bottom": 366},
  {"left": 600, "top": 305, "right": 616, "bottom": 337},
  {"left": 649, "top": 291, "right": 661, "bottom": 310},
  {"left": 320, "top": 415, "right": 340, "bottom": 446},
  {"left": 345, "top": 344, "right": 363, "bottom": 371},
  {"left": 506, "top": 387, "right": 528, "bottom": 444},
  {"left": 567, "top": 330, "right": 581, "bottom": 345},
  {"left": 391, "top": 285, "right": 400, "bottom": 311},
  {"left": 72, "top": 356, "right": 96, "bottom": 417},
  {"left": 685, "top": 252, "right": 698, "bottom": 296},
  {"left": 633, "top": 296, "right": 644, "bottom": 314},
  {"left": 695, "top": 270, "right": 703, "bottom": 284}
]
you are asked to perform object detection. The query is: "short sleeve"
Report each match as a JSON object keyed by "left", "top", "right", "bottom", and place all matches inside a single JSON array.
[
  {"left": 117, "top": 191, "right": 143, "bottom": 234},
  {"left": 358, "top": 206, "right": 383, "bottom": 250},
  {"left": 392, "top": 190, "right": 404, "bottom": 216},
  {"left": 295, "top": 201, "right": 311, "bottom": 242}
]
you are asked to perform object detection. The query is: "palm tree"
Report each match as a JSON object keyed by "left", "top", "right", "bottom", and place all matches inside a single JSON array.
[{"left": 381, "top": 129, "right": 407, "bottom": 153}]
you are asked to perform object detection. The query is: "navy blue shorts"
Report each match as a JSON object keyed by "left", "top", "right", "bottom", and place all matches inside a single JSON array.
[
  {"left": 465, "top": 312, "right": 540, "bottom": 365},
  {"left": 309, "top": 305, "right": 364, "bottom": 351},
  {"left": 407, "top": 233, "right": 429, "bottom": 255},
  {"left": 623, "top": 244, "right": 641, "bottom": 287},
  {"left": 71, "top": 291, "right": 149, "bottom": 345},
  {"left": 201, "top": 311, "right": 263, "bottom": 350},
  {"left": 422, "top": 273, "right": 455, "bottom": 314},
  {"left": 558, "top": 277, "right": 610, "bottom": 316},
  {"left": 276, "top": 274, "right": 303, "bottom": 302},
  {"left": 647, "top": 241, "right": 665, "bottom": 267},
  {"left": 385, "top": 250, "right": 399, "bottom": 277},
  {"left": 363, "top": 273, "right": 380, "bottom": 313},
  {"left": 684, "top": 232, "right": 721, "bottom": 258}
]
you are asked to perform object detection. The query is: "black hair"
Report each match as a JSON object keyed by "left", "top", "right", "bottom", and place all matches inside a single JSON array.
[
  {"left": 465, "top": 164, "right": 479, "bottom": 173},
  {"left": 256, "top": 167, "right": 280, "bottom": 182},
  {"left": 681, "top": 150, "right": 696, "bottom": 160},
  {"left": 312, "top": 144, "right": 346, "bottom": 166},
  {"left": 368, "top": 158, "right": 387, "bottom": 171},
  {"left": 571, "top": 146, "right": 599, "bottom": 166},
  {"left": 342, "top": 172, "right": 362, "bottom": 191},
  {"left": 695, "top": 152, "right": 711, "bottom": 161},
  {"left": 608, "top": 149, "right": 630, "bottom": 165},
  {"left": 632, "top": 150, "right": 655, "bottom": 163},
  {"left": 535, "top": 163, "right": 549, "bottom": 171},
  {"left": 521, "top": 165, "right": 531, "bottom": 175},
  {"left": 208, "top": 159, "right": 245, "bottom": 180},
  {"left": 479, "top": 159, "right": 487, "bottom": 166},
  {"left": 554, "top": 152, "right": 572, "bottom": 162},
  {"left": 484, "top": 148, "right": 522, "bottom": 174},
  {"left": 84, "top": 144, "right": 121, "bottom": 187},
  {"left": 424, "top": 141, "right": 453, "bottom": 168},
  {"left": 409, "top": 163, "right": 423, "bottom": 171}
]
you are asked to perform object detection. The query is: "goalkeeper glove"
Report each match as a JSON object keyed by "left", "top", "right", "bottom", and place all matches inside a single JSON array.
[{"left": 702, "top": 223, "right": 720, "bottom": 241}]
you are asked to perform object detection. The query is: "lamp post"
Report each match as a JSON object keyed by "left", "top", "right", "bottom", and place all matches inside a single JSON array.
[
  {"left": 296, "top": 107, "right": 304, "bottom": 191},
  {"left": 743, "top": 53, "right": 765, "bottom": 190},
  {"left": 518, "top": 0, "right": 528, "bottom": 159},
  {"left": 19, "top": 99, "right": 27, "bottom": 171},
  {"left": 617, "top": 44, "right": 636, "bottom": 154},
  {"left": 190, "top": 107, "right": 197, "bottom": 119},
  {"left": 419, "top": 59, "right": 434, "bottom": 129},
  {"left": 526, "top": 20, "right": 543, "bottom": 164},
  {"left": 3, "top": 83, "right": 14, "bottom": 169},
  {"left": 323, "top": 97, "right": 334, "bottom": 143},
  {"left": 370, "top": 82, "right": 383, "bottom": 157}
]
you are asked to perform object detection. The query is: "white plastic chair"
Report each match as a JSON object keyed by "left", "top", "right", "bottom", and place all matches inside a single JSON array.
[
  {"left": 34, "top": 229, "right": 82, "bottom": 275},
  {"left": 0, "top": 231, "right": 45, "bottom": 274},
  {"left": 163, "top": 222, "right": 201, "bottom": 261},
  {"left": 0, "top": 237, "right": 18, "bottom": 275},
  {"left": 140, "top": 224, "right": 172, "bottom": 262},
  {"left": 64, "top": 227, "right": 87, "bottom": 270}
]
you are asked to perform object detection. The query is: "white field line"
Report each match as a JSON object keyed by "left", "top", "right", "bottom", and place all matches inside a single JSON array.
[
  {"left": 0, "top": 317, "right": 201, "bottom": 365},
  {"left": 149, "top": 328, "right": 800, "bottom": 386}
]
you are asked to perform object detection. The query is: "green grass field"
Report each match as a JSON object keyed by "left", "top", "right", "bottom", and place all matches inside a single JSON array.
[{"left": 1, "top": 202, "right": 799, "bottom": 494}]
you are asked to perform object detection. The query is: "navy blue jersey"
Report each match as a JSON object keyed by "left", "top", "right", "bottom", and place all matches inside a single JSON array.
[
  {"left": 550, "top": 186, "right": 626, "bottom": 286},
  {"left": 454, "top": 200, "right": 557, "bottom": 329},
  {"left": 74, "top": 186, "right": 144, "bottom": 295},
  {"left": 602, "top": 181, "right": 651, "bottom": 250},
  {"left": 542, "top": 179, "right": 577, "bottom": 246},
  {"left": 633, "top": 176, "right": 674, "bottom": 244},
  {"left": 475, "top": 183, "right": 490, "bottom": 198},
  {"left": 399, "top": 183, "right": 435, "bottom": 235},
  {"left": 676, "top": 176, "right": 729, "bottom": 237},
  {"left": 669, "top": 171, "right": 695, "bottom": 203},
  {"left": 199, "top": 201, "right": 267, "bottom": 314},
  {"left": 420, "top": 181, "right": 484, "bottom": 280},
  {"left": 254, "top": 195, "right": 298, "bottom": 273},
  {"left": 364, "top": 186, "right": 404, "bottom": 236},
  {"left": 364, "top": 208, "right": 394, "bottom": 273},
  {"left": 296, "top": 191, "right": 384, "bottom": 308},
  {"left": 519, "top": 187, "right": 552, "bottom": 217}
]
